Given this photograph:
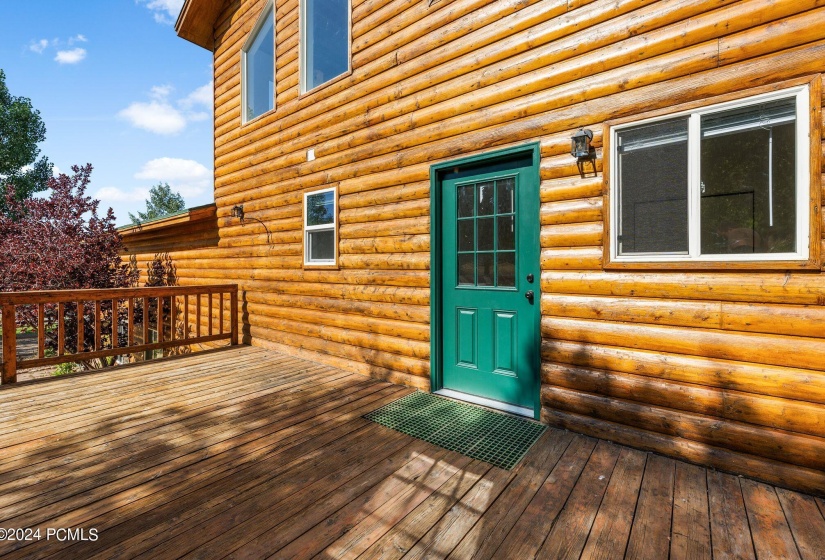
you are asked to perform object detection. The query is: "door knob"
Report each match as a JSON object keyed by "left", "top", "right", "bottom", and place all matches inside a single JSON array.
[{"left": 525, "top": 290, "right": 534, "bottom": 303}]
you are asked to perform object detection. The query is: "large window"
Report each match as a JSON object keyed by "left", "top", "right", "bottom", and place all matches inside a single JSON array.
[
  {"left": 301, "top": 0, "right": 350, "bottom": 92},
  {"left": 242, "top": 2, "right": 274, "bottom": 123},
  {"left": 304, "top": 187, "right": 337, "bottom": 266},
  {"left": 609, "top": 85, "right": 812, "bottom": 264}
]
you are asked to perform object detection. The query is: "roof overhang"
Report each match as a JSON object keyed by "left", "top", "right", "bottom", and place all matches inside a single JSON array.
[{"left": 175, "top": 0, "right": 225, "bottom": 51}]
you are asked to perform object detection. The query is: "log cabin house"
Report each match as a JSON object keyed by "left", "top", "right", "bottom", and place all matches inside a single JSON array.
[{"left": 119, "top": 0, "right": 825, "bottom": 496}]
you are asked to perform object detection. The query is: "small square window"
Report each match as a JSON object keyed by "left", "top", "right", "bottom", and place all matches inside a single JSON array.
[
  {"left": 609, "top": 85, "right": 812, "bottom": 265},
  {"left": 304, "top": 188, "right": 337, "bottom": 266}
]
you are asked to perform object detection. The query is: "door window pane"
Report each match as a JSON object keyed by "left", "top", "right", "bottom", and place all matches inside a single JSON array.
[
  {"left": 458, "top": 184, "right": 474, "bottom": 218},
  {"left": 700, "top": 99, "right": 796, "bottom": 254},
  {"left": 498, "top": 215, "right": 515, "bottom": 251},
  {"left": 497, "top": 252, "right": 516, "bottom": 287},
  {"left": 616, "top": 117, "right": 689, "bottom": 255},
  {"left": 308, "top": 229, "right": 334, "bottom": 261},
  {"left": 477, "top": 218, "right": 494, "bottom": 251},
  {"left": 303, "top": 0, "right": 349, "bottom": 91},
  {"left": 458, "top": 254, "right": 474, "bottom": 285},
  {"left": 477, "top": 182, "right": 495, "bottom": 215},
  {"left": 243, "top": 6, "right": 274, "bottom": 121},
  {"left": 458, "top": 220, "right": 474, "bottom": 251},
  {"left": 477, "top": 253, "right": 494, "bottom": 286},
  {"left": 497, "top": 178, "right": 514, "bottom": 214}
]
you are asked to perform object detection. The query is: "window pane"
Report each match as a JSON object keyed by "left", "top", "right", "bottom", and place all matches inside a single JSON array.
[
  {"left": 477, "top": 217, "right": 494, "bottom": 251},
  {"left": 477, "top": 182, "right": 494, "bottom": 216},
  {"left": 477, "top": 253, "right": 494, "bottom": 286},
  {"left": 458, "top": 254, "right": 474, "bottom": 285},
  {"left": 458, "top": 220, "right": 474, "bottom": 251},
  {"left": 497, "top": 252, "right": 515, "bottom": 287},
  {"left": 700, "top": 99, "right": 796, "bottom": 254},
  {"left": 244, "top": 8, "right": 274, "bottom": 121},
  {"left": 497, "top": 215, "right": 515, "bottom": 251},
  {"left": 308, "top": 229, "right": 335, "bottom": 261},
  {"left": 458, "top": 184, "right": 474, "bottom": 218},
  {"left": 617, "top": 117, "right": 689, "bottom": 254},
  {"left": 306, "top": 190, "right": 335, "bottom": 226},
  {"left": 497, "top": 178, "right": 514, "bottom": 214},
  {"left": 304, "top": 0, "right": 349, "bottom": 90}
]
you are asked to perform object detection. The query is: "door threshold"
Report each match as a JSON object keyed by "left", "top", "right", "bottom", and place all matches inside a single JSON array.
[{"left": 434, "top": 389, "right": 534, "bottom": 418}]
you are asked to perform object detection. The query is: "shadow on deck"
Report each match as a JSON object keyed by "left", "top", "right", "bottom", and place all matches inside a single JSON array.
[{"left": 0, "top": 346, "right": 823, "bottom": 559}]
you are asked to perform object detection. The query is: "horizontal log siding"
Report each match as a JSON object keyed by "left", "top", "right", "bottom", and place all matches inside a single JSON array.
[{"left": 122, "top": 0, "right": 825, "bottom": 494}]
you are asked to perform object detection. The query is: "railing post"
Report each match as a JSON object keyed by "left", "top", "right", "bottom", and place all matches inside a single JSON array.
[
  {"left": 230, "top": 286, "right": 238, "bottom": 346},
  {"left": 2, "top": 303, "right": 17, "bottom": 384}
]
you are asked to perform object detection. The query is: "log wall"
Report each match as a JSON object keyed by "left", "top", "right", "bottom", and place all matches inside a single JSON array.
[{"left": 124, "top": 0, "right": 825, "bottom": 494}]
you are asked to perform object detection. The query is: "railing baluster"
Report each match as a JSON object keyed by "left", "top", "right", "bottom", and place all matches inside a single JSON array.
[
  {"left": 196, "top": 294, "right": 201, "bottom": 338},
  {"left": 219, "top": 292, "right": 224, "bottom": 335},
  {"left": 94, "top": 301, "right": 101, "bottom": 351},
  {"left": 230, "top": 287, "right": 238, "bottom": 346},
  {"left": 170, "top": 296, "right": 175, "bottom": 342},
  {"left": 208, "top": 293, "right": 213, "bottom": 336},
  {"left": 57, "top": 302, "right": 65, "bottom": 356},
  {"left": 112, "top": 299, "right": 119, "bottom": 349},
  {"left": 142, "top": 297, "right": 149, "bottom": 348},
  {"left": 37, "top": 303, "right": 45, "bottom": 359},
  {"left": 157, "top": 297, "right": 163, "bottom": 344},
  {"left": 184, "top": 295, "right": 189, "bottom": 341},
  {"left": 77, "top": 301, "right": 84, "bottom": 353},
  {"left": 2, "top": 303, "right": 16, "bottom": 384},
  {"left": 128, "top": 297, "right": 134, "bottom": 347}
]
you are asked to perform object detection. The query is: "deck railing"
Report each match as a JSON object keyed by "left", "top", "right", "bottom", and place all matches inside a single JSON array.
[{"left": 1, "top": 285, "right": 238, "bottom": 384}]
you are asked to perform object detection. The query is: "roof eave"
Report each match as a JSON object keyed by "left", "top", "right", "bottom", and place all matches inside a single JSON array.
[{"left": 175, "top": 0, "right": 224, "bottom": 51}]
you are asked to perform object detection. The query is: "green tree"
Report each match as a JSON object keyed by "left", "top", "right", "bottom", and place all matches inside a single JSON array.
[
  {"left": 0, "top": 69, "right": 52, "bottom": 215},
  {"left": 128, "top": 182, "right": 186, "bottom": 224}
]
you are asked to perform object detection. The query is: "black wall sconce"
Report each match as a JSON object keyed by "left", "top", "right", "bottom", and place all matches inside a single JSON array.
[
  {"left": 570, "top": 128, "right": 596, "bottom": 178},
  {"left": 231, "top": 204, "right": 272, "bottom": 244},
  {"left": 570, "top": 128, "right": 594, "bottom": 158}
]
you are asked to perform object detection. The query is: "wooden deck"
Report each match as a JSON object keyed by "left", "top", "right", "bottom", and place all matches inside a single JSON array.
[{"left": 1, "top": 346, "right": 824, "bottom": 560}]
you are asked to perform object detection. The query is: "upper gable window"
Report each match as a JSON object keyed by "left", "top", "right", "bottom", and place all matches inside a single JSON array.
[
  {"left": 608, "top": 85, "right": 812, "bottom": 265},
  {"left": 242, "top": 2, "right": 275, "bottom": 123},
  {"left": 301, "top": 0, "right": 350, "bottom": 93}
]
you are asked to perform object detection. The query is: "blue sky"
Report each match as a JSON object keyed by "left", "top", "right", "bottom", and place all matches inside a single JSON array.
[{"left": 0, "top": 0, "right": 213, "bottom": 225}]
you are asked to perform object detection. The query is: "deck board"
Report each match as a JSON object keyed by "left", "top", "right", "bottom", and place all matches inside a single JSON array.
[{"left": 0, "top": 346, "right": 822, "bottom": 559}]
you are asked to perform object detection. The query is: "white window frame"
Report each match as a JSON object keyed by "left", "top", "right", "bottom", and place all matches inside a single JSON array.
[
  {"left": 609, "top": 85, "right": 811, "bottom": 263},
  {"left": 299, "top": 0, "right": 352, "bottom": 94},
  {"left": 241, "top": 0, "right": 276, "bottom": 124},
  {"left": 303, "top": 187, "right": 337, "bottom": 266}
]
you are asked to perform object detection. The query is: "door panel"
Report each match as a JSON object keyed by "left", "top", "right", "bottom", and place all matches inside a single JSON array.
[{"left": 440, "top": 154, "right": 539, "bottom": 412}]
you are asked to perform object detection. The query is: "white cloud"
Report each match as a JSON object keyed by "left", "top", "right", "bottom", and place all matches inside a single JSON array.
[
  {"left": 135, "top": 157, "right": 211, "bottom": 197},
  {"left": 118, "top": 100, "right": 187, "bottom": 135},
  {"left": 55, "top": 48, "right": 87, "bottom": 64},
  {"left": 150, "top": 84, "right": 174, "bottom": 99},
  {"left": 95, "top": 186, "right": 151, "bottom": 203},
  {"left": 29, "top": 39, "right": 49, "bottom": 54},
  {"left": 119, "top": 81, "right": 212, "bottom": 135},
  {"left": 179, "top": 82, "right": 212, "bottom": 109},
  {"left": 140, "top": 0, "right": 185, "bottom": 24},
  {"left": 52, "top": 165, "right": 62, "bottom": 177},
  {"left": 71, "top": 34, "right": 87, "bottom": 43}
]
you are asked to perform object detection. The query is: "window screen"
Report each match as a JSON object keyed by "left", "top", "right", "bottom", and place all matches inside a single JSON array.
[
  {"left": 303, "top": 0, "right": 349, "bottom": 91},
  {"left": 616, "top": 117, "right": 689, "bottom": 255}
]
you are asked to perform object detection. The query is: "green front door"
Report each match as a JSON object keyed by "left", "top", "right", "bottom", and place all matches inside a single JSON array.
[{"left": 439, "top": 152, "right": 540, "bottom": 414}]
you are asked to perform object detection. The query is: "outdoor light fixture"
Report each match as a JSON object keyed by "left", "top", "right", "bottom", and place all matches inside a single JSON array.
[
  {"left": 570, "top": 128, "right": 594, "bottom": 158},
  {"left": 231, "top": 203, "right": 272, "bottom": 244}
]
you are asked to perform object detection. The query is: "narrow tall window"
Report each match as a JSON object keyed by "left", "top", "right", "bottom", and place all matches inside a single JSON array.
[
  {"left": 301, "top": 0, "right": 350, "bottom": 92},
  {"left": 304, "top": 187, "right": 337, "bottom": 265},
  {"left": 610, "top": 85, "right": 811, "bottom": 263},
  {"left": 242, "top": 3, "right": 274, "bottom": 123}
]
